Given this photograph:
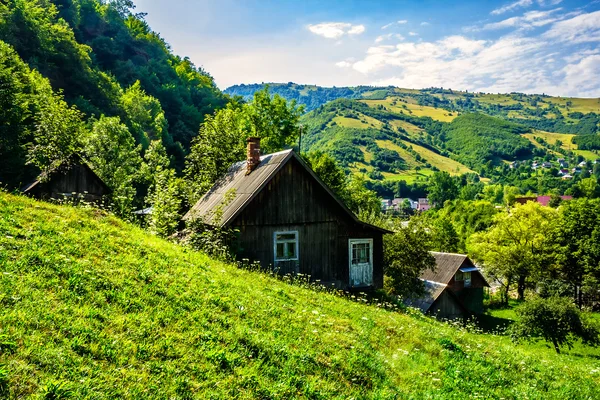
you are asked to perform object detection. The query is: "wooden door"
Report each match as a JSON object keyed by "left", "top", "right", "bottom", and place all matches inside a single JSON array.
[{"left": 349, "top": 239, "right": 373, "bottom": 287}]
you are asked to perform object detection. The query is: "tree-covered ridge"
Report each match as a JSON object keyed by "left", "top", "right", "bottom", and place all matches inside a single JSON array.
[
  {"left": 0, "top": 0, "right": 226, "bottom": 164},
  {"left": 226, "top": 83, "right": 393, "bottom": 111},
  {"left": 443, "top": 113, "right": 533, "bottom": 169},
  {"left": 226, "top": 83, "right": 600, "bottom": 134},
  {"left": 296, "top": 94, "right": 599, "bottom": 199}
]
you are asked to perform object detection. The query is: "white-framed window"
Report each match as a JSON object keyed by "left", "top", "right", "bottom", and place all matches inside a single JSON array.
[
  {"left": 274, "top": 231, "right": 299, "bottom": 261},
  {"left": 455, "top": 271, "right": 471, "bottom": 287},
  {"left": 349, "top": 238, "right": 374, "bottom": 287}
]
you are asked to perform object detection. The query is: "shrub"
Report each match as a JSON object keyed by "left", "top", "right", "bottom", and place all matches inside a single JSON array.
[{"left": 509, "top": 296, "right": 600, "bottom": 353}]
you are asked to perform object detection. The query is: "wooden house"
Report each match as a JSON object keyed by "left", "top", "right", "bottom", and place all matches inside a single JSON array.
[
  {"left": 404, "top": 280, "right": 468, "bottom": 319},
  {"left": 184, "top": 137, "right": 390, "bottom": 290},
  {"left": 22, "top": 154, "right": 110, "bottom": 203},
  {"left": 407, "top": 252, "right": 489, "bottom": 318}
]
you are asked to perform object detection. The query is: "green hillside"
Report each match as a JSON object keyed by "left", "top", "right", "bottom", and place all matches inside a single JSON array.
[
  {"left": 0, "top": 0, "right": 226, "bottom": 188},
  {"left": 252, "top": 83, "right": 599, "bottom": 196},
  {"left": 2, "top": 192, "right": 600, "bottom": 397}
]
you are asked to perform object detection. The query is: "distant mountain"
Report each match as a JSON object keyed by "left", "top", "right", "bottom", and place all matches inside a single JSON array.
[
  {"left": 230, "top": 83, "right": 600, "bottom": 197},
  {"left": 225, "top": 83, "right": 394, "bottom": 111}
]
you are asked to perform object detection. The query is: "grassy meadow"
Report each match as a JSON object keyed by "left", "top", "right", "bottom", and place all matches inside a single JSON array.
[{"left": 1, "top": 192, "right": 600, "bottom": 398}]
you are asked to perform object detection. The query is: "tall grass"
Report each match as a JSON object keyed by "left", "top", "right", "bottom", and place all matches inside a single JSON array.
[{"left": 1, "top": 192, "right": 599, "bottom": 398}]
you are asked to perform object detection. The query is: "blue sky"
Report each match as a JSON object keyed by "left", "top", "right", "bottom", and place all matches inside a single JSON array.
[{"left": 135, "top": 0, "right": 600, "bottom": 97}]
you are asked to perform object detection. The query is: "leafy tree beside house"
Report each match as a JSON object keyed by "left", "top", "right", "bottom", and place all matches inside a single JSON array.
[
  {"left": 383, "top": 221, "right": 436, "bottom": 299},
  {"left": 185, "top": 87, "right": 304, "bottom": 203},
  {"left": 468, "top": 202, "right": 557, "bottom": 303}
]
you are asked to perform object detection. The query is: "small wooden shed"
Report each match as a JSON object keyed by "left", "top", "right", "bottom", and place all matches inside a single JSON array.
[
  {"left": 404, "top": 280, "right": 469, "bottom": 319},
  {"left": 407, "top": 252, "right": 489, "bottom": 318},
  {"left": 184, "top": 138, "right": 390, "bottom": 290},
  {"left": 423, "top": 252, "right": 489, "bottom": 315},
  {"left": 22, "top": 154, "right": 110, "bottom": 203}
]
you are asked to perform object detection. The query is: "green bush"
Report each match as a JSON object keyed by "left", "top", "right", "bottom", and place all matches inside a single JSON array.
[{"left": 509, "top": 296, "right": 600, "bottom": 353}]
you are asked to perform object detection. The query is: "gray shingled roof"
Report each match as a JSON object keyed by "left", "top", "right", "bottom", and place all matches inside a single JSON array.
[
  {"left": 404, "top": 280, "right": 448, "bottom": 313},
  {"left": 183, "top": 149, "right": 390, "bottom": 233},
  {"left": 421, "top": 252, "right": 489, "bottom": 287},
  {"left": 421, "top": 252, "right": 469, "bottom": 284},
  {"left": 183, "top": 150, "right": 293, "bottom": 225}
]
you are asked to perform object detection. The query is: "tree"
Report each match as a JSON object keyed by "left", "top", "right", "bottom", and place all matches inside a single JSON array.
[
  {"left": 84, "top": 115, "right": 142, "bottom": 216},
  {"left": 184, "top": 103, "right": 247, "bottom": 203},
  {"left": 185, "top": 88, "right": 304, "bottom": 203},
  {"left": 459, "top": 182, "right": 483, "bottom": 201},
  {"left": 121, "top": 81, "right": 169, "bottom": 149},
  {"left": 427, "top": 171, "right": 459, "bottom": 208},
  {"left": 383, "top": 221, "right": 436, "bottom": 298},
  {"left": 469, "top": 202, "right": 557, "bottom": 302},
  {"left": 0, "top": 41, "right": 38, "bottom": 187},
  {"left": 577, "top": 177, "right": 599, "bottom": 198},
  {"left": 345, "top": 175, "right": 381, "bottom": 217},
  {"left": 28, "top": 88, "right": 84, "bottom": 173},
  {"left": 242, "top": 86, "right": 304, "bottom": 154},
  {"left": 146, "top": 168, "right": 185, "bottom": 237},
  {"left": 509, "top": 296, "right": 600, "bottom": 354},
  {"left": 549, "top": 199, "right": 600, "bottom": 307},
  {"left": 304, "top": 151, "right": 347, "bottom": 199}
]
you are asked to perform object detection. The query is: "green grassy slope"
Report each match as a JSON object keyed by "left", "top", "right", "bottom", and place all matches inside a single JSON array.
[{"left": 1, "top": 193, "right": 600, "bottom": 398}]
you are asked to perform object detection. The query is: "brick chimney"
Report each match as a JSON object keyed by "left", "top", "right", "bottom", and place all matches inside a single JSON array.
[{"left": 246, "top": 137, "right": 261, "bottom": 174}]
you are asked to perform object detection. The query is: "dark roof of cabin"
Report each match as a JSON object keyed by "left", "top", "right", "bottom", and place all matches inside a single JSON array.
[
  {"left": 421, "top": 252, "right": 489, "bottom": 286},
  {"left": 404, "top": 280, "right": 448, "bottom": 313},
  {"left": 183, "top": 149, "right": 390, "bottom": 233},
  {"left": 405, "top": 279, "right": 470, "bottom": 315},
  {"left": 22, "top": 154, "right": 110, "bottom": 194}
]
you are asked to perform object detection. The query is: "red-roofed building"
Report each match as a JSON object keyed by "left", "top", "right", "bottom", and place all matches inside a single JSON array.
[{"left": 515, "top": 195, "right": 573, "bottom": 207}]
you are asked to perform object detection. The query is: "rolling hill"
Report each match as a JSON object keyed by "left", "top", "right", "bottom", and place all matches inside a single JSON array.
[
  {"left": 1, "top": 191, "right": 600, "bottom": 398},
  {"left": 227, "top": 83, "right": 600, "bottom": 193}
]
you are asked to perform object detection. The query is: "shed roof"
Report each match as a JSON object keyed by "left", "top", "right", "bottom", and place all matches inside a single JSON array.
[
  {"left": 22, "top": 154, "right": 110, "bottom": 195},
  {"left": 405, "top": 279, "right": 470, "bottom": 315},
  {"left": 404, "top": 280, "right": 448, "bottom": 313},
  {"left": 421, "top": 252, "right": 489, "bottom": 287},
  {"left": 183, "top": 149, "right": 390, "bottom": 233}
]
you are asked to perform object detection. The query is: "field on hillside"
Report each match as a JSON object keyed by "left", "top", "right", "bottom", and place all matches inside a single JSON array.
[
  {"left": 361, "top": 98, "right": 457, "bottom": 122},
  {"left": 522, "top": 130, "right": 577, "bottom": 151},
  {"left": 1, "top": 193, "right": 600, "bottom": 398}
]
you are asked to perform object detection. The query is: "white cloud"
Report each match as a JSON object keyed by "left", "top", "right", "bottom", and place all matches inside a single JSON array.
[
  {"left": 346, "top": 10, "right": 600, "bottom": 96},
  {"left": 335, "top": 61, "right": 352, "bottom": 68},
  {"left": 543, "top": 10, "right": 600, "bottom": 43},
  {"left": 421, "top": 22, "right": 430, "bottom": 26},
  {"left": 350, "top": 34, "right": 560, "bottom": 95},
  {"left": 408, "top": 32, "right": 418, "bottom": 36},
  {"left": 491, "top": 0, "right": 563, "bottom": 15},
  {"left": 381, "top": 20, "right": 408, "bottom": 29},
  {"left": 348, "top": 25, "right": 366, "bottom": 35},
  {"left": 483, "top": 8, "right": 564, "bottom": 30},
  {"left": 307, "top": 22, "right": 366, "bottom": 39},
  {"left": 491, "top": 0, "right": 533, "bottom": 15},
  {"left": 375, "top": 33, "right": 405, "bottom": 43},
  {"left": 558, "top": 54, "right": 600, "bottom": 97}
]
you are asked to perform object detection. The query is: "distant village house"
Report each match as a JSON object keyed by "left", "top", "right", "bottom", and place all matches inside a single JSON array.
[{"left": 514, "top": 195, "right": 573, "bottom": 206}]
